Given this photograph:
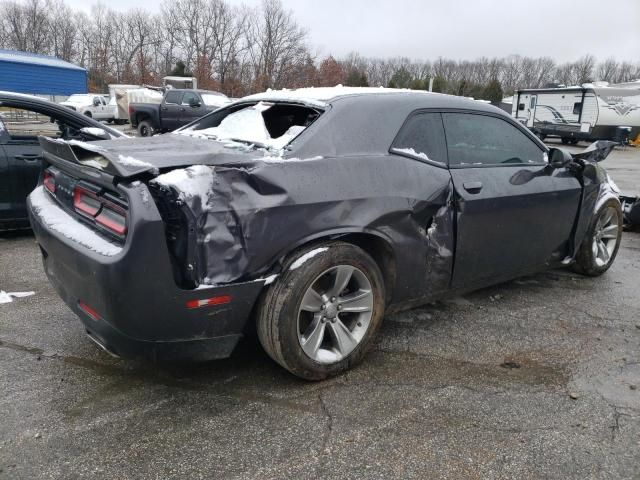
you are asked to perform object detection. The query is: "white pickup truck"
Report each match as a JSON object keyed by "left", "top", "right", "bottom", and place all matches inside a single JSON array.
[{"left": 59, "top": 94, "right": 115, "bottom": 122}]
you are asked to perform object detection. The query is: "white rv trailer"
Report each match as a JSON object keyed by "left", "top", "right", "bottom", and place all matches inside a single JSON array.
[{"left": 512, "top": 86, "right": 640, "bottom": 144}]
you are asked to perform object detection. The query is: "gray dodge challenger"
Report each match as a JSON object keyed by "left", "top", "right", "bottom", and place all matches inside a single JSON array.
[{"left": 27, "top": 87, "right": 622, "bottom": 380}]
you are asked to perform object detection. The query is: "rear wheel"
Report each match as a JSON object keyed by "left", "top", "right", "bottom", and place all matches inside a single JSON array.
[
  {"left": 83, "top": 111, "right": 92, "bottom": 118},
  {"left": 257, "top": 242, "right": 386, "bottom": 380},
  {"left": 572, "top": 199, "right": 623, "bottom": 276},
  {"left": 561, "top": 137, "right": 570, "bottom": 145},
  {"left": 137, "top": 120, "right": 154, "bottom": 137}
]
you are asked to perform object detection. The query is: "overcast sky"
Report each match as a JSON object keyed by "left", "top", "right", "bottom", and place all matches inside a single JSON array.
[{"left": 63, "top": 0, "right": 639, "bottom": 62}]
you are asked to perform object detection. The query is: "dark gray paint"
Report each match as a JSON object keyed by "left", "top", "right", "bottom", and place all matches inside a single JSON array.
[{"left": 32, "top": 92, "right": 620, "bottom": 361}]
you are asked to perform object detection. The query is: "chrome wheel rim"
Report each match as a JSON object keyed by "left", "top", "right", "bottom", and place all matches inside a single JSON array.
[
  {"left": 297, "top": 265, "right": 374, "bottom": 364},
  {"left": 592, "top": 206, "right": 619, "bottom": 267}
]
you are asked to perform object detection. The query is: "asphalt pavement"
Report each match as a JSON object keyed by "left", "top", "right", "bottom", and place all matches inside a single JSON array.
[{"left": 1, "top": 143, "right": 639, "bottom": 479}]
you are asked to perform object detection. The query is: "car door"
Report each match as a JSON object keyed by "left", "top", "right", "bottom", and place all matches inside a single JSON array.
[
  {"left": 389, "top": 111, "right": 455, "bottom": 297},
  {"left": 443, "top": 111, "right": 582, "bottom": 289},
  {"left": 0, "top": 107, "right": 58, "bottom": 218},
  {"left": 0, "top": 119, "right": 19, "bottom": 222},
  {"left": 179, "top": 91, "right": 206, "bottom": 126},
  {"left": 161, "top": 90, "right": 184, "bottom": 130}
]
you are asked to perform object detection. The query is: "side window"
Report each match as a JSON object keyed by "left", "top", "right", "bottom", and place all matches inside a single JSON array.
[
  {"left": 443, "top": 113, "right": 545, "bottom": 167},
  {"left": 181, "top": 92, "right": 200, "bottom": 106},
  {"left": 390, "top": 112, "right": 447, "bottom": 165},
  {"left": 573, "top": 102, "right": 582, "bottom": 115},
  {"left": 0, "top": 107, "right": 61, "bottom": 139},
  {"left": 164, "top": 91, "right": 183, "bottom": 105}
]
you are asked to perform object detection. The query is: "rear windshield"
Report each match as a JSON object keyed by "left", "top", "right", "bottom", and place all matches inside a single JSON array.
[{"left": 176, "top": 101, "right": 322, "bottom": 150}]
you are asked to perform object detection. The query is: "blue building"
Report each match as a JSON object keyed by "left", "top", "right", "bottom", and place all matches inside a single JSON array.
[{"left": 0, "top": 49, "right": 87, "bottom": 98}]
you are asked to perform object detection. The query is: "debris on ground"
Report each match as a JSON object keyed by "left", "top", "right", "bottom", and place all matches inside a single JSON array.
[{"left": 0, "top": 290, "right": 35, "bottom": 304}]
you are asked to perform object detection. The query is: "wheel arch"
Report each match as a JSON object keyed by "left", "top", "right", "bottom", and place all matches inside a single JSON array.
[{"left": 271, "top": 228, "right": 397, "bottom": 306}]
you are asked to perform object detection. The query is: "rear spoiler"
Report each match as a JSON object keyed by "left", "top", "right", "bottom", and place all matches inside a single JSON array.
[{"left": 38, "top": 136, "right": 157, "bottom": 179}]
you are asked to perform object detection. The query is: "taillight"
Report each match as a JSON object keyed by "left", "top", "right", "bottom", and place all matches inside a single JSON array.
[
  {"left": 95, "top": 203, "right": 127, "bottom": 237},
  {"left": 73, "top": 186, "right": 101, "bottom": 217},
  {"left": 72, "top": 184, "right": 128, "bottom": 239},
  {"left": 43, "top": 170, "right": 56, "bottom": 193}
]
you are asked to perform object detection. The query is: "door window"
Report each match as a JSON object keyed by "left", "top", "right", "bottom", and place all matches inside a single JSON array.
[
  {"left": 181, "top": 92, "right": 200, "bottom": 106},
  {"left": 164, "top": 91, "right": 183, "bottom": 105},
  {"left": 443, "top": 113, "right": 545, "bottom": 167},
  {"left": 390, "top": 112, "right": 447, "bottom": 165},
  {"left": 0, "top": 107, "right": 61, "bottom": 140}
]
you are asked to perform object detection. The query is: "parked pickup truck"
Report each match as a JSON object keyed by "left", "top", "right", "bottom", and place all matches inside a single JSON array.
[
  {"left": 59, "top": 94, "right": 115, "bottom": 122},
  {"left": 128, "top": 89, "right": 230, "bottom": 136}
]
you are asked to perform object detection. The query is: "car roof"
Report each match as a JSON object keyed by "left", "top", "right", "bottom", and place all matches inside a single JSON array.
[
  {"left": 171, "top": 89, "right": 228, "bottom": 96},
  {"left": 241, "top": 86, "right": 499, "bottom": 113}
]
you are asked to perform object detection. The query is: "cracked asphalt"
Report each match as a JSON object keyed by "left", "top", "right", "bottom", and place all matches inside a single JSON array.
[{"left": 1, "top": 145, "right": 640, "bottom": 479}]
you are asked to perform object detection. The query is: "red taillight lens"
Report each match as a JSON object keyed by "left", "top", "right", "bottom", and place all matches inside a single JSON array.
[
  {"left": 43, "top": 171, "right": 56, "bottom": 193},
  {"left": 73, "top": 187, "right": 101, "bottom": 217},
  {"left": 95, "top": 203, "right": 127, "bottom": 237},
  {"left": 73, "top": 184, "right": 128, "bottom": 239},
  {"left": 186, "top": 295, "right": 232, "bottom": 309}
]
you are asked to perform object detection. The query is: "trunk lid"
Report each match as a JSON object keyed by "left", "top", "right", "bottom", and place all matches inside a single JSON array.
[{"left": 39, "top": 134, "right": 271, "bottom": 179}]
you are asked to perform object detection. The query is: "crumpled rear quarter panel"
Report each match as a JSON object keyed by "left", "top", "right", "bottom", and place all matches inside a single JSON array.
[{"left": 158, "top": 155, "right": 454, "bottom": 305}]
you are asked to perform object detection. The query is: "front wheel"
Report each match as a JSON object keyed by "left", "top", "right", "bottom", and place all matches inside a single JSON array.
[
  {"left": 257, "top": 242, "right": 386, "bottom": 380},
  {"left": 572, "top": 199, "right": 623, "bottom": 276}
]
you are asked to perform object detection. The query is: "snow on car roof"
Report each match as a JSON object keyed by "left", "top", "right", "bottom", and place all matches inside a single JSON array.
[{"left": 242, "top": 85, "right": 431, "bottom": 106}]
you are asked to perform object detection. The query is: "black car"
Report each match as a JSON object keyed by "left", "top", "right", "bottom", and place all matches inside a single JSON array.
[
  {"left": 0, "top": 91, "right": 124, "bottom": 230},
  {"left": 27, "top": 88, "right": 622, "bottom": 380}
]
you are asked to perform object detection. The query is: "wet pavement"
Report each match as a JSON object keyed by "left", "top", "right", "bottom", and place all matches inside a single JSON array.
[{"left": 1, "top": 145, "right": 640, "bottom": 479}]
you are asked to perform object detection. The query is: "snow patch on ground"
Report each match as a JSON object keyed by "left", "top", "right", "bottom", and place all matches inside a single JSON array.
[
  {"left": 289, "top": 247, "right": 328, "bottom": 270},
  {"left": 0, "top": 290, "right": 35, "bottom": 304},
  {"left": 29, "top": 187, "right": 122, "bottom": 256},
  {"left": 394, "top": 147, "right": 431, "bottom": 161},
  {"left": 153, "top": 165, "right": 215, "bottom": 207}
]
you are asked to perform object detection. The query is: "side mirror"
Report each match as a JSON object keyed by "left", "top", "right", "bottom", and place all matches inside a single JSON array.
[
  {"left": 189, "top": 98, "right": 201, "bottom": 108},
  {"left": 548, "top": 147, "right": 573, "bottom": 169},
  {"left": 93, "top": 99, "right": 101, "bottom": 107}
]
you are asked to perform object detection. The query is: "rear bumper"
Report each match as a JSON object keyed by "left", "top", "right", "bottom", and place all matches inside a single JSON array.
[{"left": 27, "top": 184, "right": 266, "bottom": 362}]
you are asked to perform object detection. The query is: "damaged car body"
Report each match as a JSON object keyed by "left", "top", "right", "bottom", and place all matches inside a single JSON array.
[{"left": 27, "top": 88, "right": 623, "bottom": 380}]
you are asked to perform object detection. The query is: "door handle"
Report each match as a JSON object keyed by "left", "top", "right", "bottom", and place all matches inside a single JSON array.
[
  {"left": 16, "top": 154, "right": 42, "bottom": 162},
  {"left": 463, "top": 181, "right": 483, "bottom": 193},
  {"left": 161, "top": 107, "right": 168, "bottom": 111}
]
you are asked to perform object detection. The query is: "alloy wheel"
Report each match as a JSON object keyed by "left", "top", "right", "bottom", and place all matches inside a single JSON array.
[
  {"left": 592, "top": 206, "right": 619, "bottom": 267},
  {"left": 297, "top": 265, "right": 374, "bottom": 364}
]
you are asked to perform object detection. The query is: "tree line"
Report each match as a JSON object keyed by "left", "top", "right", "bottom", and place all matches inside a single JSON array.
[{"left": 1, "top": 0, "right": 639, "bottom": 99}]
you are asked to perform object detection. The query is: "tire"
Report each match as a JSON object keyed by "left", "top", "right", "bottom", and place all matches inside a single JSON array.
[
  {"left": 83, "top": 111, "right": 92, "bottom": 118},
  {"left": 572, "top": 199, "right": 623, "bottom": 276},
  {"left": 137, "top": 120, "right": 154, "bottom": 137},
  {"left": 257, "top": 241, "right": 386, "bottom": 380},
  {"left": 561, "top": 137, "right": 570, "bottom": 145},
  {"left": 536, "top": 132, "right": 546, "bottom": 142},
  {"left": 570, "top": 139, "right": 579, "bottom": 145}
]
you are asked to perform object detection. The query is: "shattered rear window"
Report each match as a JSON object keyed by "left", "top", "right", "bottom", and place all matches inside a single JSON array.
[{"left": 176, "top": 101, "right": 321, "bottom": 151}]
